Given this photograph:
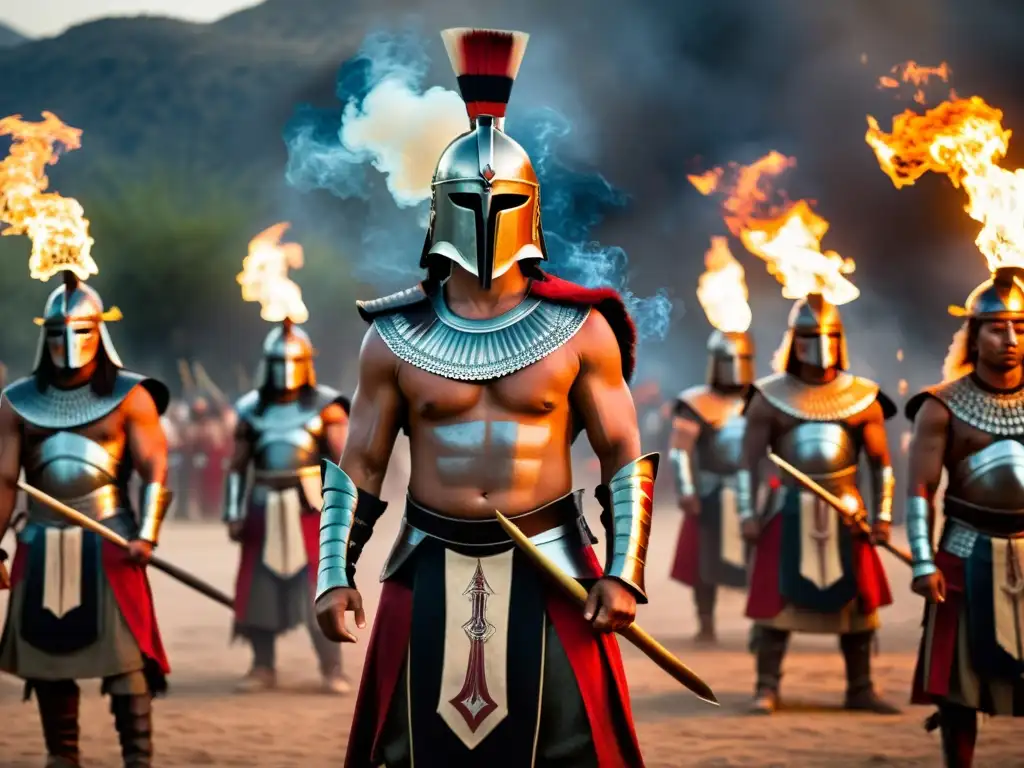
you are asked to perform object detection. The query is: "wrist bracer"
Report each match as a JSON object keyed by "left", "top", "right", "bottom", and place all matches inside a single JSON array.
[
  {"left": 599, "top": 453, "right": 659, "bottom": 603},
  {"left": 873, "top": 465, "right": 895, "bottom": 524},
  {"left": 668, "top": 447, "right": 695, "bottom": 498},
  {"left": 736, "top": 469, "right": 754, "bottom": 521},
  {"left": 222, "top": 472, "right": 245, "bottom": 524},
  {"left": 906, "top": 495, "right": 937, "bottom": 579},
  {"left": 316, "top": 460, "right": 387, "bottom": 600},
  {"left": 137, "top": 483, "right": 173, "bottom": 545}
]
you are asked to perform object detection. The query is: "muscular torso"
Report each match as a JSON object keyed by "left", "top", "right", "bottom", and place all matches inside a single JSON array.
[{"left": 402, "top": 342, "right": 580, "bottom": 518}]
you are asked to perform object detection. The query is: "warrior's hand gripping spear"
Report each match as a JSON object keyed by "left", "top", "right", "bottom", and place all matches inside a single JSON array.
[
  {"left": 18, "top": 480, "right": 235, "bottom": 609},
  {"left": 767, "top": 452, "right": 913, "bottom": 567},
  {"left": 494, "top": 510, "right": 719, "bottom": 705}
]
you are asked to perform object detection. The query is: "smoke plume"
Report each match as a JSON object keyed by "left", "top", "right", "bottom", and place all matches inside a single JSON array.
[{"left": 284, "top": 26, "right": 672, "bottom": 340}]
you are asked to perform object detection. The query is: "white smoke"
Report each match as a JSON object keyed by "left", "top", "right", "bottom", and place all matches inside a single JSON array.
[{"left": 340, "top": 78, "right": 468, "bottom": 208}]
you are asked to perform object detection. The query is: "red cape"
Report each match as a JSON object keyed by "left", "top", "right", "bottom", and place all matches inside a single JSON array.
[{"left": 529, "top": 272, "right": 637, "bottom": 383}]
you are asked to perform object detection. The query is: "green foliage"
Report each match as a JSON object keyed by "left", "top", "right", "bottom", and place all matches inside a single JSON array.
[{"left": 0, "top": 165, "right": 363, "bottom": 394}]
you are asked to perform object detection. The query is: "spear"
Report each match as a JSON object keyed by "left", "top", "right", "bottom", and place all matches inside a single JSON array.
[
  {"left": 495, "top": 510, "right": 718, "bottom": 705},
  {"left": 18, "top": 480, "right": 234, "bottom": 610}
]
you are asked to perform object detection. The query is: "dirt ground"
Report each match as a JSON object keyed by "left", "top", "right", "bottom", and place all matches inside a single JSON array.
[{"left": 1, "top": 458, "right": 1022, "bottom": 766}]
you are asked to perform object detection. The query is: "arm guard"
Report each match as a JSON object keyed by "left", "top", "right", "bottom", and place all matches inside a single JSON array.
[
  {"left": 668, "top": 447, "right": 696, "bottom": 498},
  {"left": 222, "top": 472, "right": 245, "bottom": 524},
  {"left": 906, "top": 495, "right": 937, "bottom": 579},
  {"left": 872, "top": 465, "right": 895, "bottom": 524},
  {"left": 137, "top": 483, "right": 173, "bottom": 545},
  {"left": 599, "top": 453, "right": 659, "bottom": 603},
  {"left": 736, "top": 469, "right": 755, "bottom": 522},
  {"left": 316, "top": 460, "right": 388, "bottom": 600}
]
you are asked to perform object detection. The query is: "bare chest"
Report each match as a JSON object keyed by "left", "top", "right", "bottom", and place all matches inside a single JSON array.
[
  {"left": 23, "top": 408, "right": 128, "bottom": 460},
  {"left": 945, "top": 418, "right": 1016, "bottom": 469},
  {"left": 399, "top": 346, "right": 579, "bottom": 422}
]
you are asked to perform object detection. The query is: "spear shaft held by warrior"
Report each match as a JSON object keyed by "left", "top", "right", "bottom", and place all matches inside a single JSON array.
[
  {"left": 17, "top": 479, "right": 235, "bottom": 609},
  {"left": 494, "top": 510, "right": 719, "bottom": 705},
  {"left": 766, "top": 452, "right": 914, "bottom": 567}
]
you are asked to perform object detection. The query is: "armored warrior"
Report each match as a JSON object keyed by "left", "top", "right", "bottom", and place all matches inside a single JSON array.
[
  {"left": 670, "top": 329, "right": 755, "bottom": 642},
  {"left": 0, "top": 272, "right": 172, "bottom": 767},
  {"left": 315, "top": 28, "right": 653, "bottom": 767},
  {"left": 905, "top": 267, "right": 1024, "bottom": 767},
  {"left": 670, "top": 240, "right": 757, "bottom": 643},
  {"left": 740, "top": 292, "right": 898, "bottom": 714},
  {"left": 223, "top": 319, "right": 350, "bottom": 692}
]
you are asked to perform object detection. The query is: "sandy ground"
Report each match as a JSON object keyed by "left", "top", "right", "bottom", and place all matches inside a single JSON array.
[{"left": 1, "top": 456, "right": 1022, "bottom": 766}]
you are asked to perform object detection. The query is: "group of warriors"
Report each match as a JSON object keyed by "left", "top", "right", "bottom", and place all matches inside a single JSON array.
[
  {"left": 667, "top": 272, "right": 1024, "bottom": 766},
  {"left": 0, "top": 24, "right": 1017, "bottom": 768}
]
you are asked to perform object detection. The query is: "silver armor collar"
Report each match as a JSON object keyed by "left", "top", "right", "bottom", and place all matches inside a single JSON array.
[
  {"left": 1, "top": 372, "right": 168, "bottom": 430},
  {"left": 373, "top": 289, "right": 589, "bottom": 381},
  {"left": 235, "top": 385, "right": 341, "bottom": 432},
  {"left": 754, "top": 371, "right": 883, "bottom": 422},
  {"left": 925, "top": 375, "right": 1024, "bottom": 436}
]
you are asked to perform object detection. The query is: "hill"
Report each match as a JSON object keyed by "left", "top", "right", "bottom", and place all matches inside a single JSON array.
[
  {"left": 1, "top": 0, "right": 1023, "bottom": 387},
  {"left": 0, "top": 22, "right": 28, "bottom": 48}
]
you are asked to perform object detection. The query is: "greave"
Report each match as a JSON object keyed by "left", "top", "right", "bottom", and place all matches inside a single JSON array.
[
  {"left": 839, "top": 630, "right": 873, "bottom": 696},
  {"left": 755, "top": 627, "right": 789, "bottom": 693},
  {"left": 33, "top": 679, "right": 80, "bottom": 765},
  {"left": 111, "top": 694, "right": 153, "bottom": 767},
  {"left": 939, "top": 704, "right": 977, "bottom": 768}
]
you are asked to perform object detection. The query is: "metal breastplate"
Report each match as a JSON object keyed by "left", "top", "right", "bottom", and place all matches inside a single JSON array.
[
  {"left": 947, "top": 440, "right": 1024, "bottom": 511},
  {"left": 372, "top": 289, "right": 590, "bottom": 381},
  {"left": 24, "top": 431, "right": 125, "bottom": 522},
  {"left": 773, "top": 421, "right": 860, "bottom": 495},
  {"left": 696, "top": 416, "right": 746, "bottom": 495},
  {"left": 247, "top": 400, "right": 324, "bottom": 477}
]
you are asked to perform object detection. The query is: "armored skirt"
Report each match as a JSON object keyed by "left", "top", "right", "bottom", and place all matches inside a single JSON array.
[
  {"left": 912, "top": 527, "right": 1024, "bottom": 715},
  {"left": 746, "top": 484, "right": 891, "bottom": 634},
  {"left": 0, "top": 510, "right": 169, "bottom": 693},
  {"left": 345, "top": 493, "right": 643, "bottom": 768},
  {"left": 233, "top": 476, "right": 321, "bottom": 635},
  {"left": 671, "top": 483, "right": 747, "bottom": 590}
]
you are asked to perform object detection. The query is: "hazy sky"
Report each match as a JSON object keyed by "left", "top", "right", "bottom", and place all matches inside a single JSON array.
[{"left": 2, "top": 0, "right": 261, "bottom": 37}]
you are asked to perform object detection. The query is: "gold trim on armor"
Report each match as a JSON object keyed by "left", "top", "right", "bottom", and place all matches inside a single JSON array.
[
  {"left": 677, "top": 385, "right": 745, "bottom": 429},
  {"left": 137, "top": 483, "right": 172, "bottom": 545},
  {"left": 604, "top": 453, "right": 659, "bottom": 601},
  {"left": 754, "top": 372, "right": 881, "bottom": 422}
]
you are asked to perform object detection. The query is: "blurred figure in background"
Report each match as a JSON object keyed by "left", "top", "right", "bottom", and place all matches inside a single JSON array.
[
  {"left": 222, "top": 321, "right": 351, "bottom": 693},
  {"left": 669, "top": 330, "right": 756, "bottom": 643}
]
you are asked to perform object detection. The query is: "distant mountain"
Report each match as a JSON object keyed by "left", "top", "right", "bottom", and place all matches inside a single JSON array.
[{"left": 0, "top": 22, "right": 28, "bottom": 48}]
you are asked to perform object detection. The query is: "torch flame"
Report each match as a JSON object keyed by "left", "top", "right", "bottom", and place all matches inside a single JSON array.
[
  {"left": 688, "top": 151, "right": 859, "bottom": 305},
  {"left": 0, "top": 112, "right": 96, "bottom": 282},
  {"left": 696, "top": 236, "right": 752, "bottom": 333},
  {"left": 866, "top": 66, "right": 1023, "bottom": 274},
  {"left": 237, "top": 222, "right": 309, "bottom": 324}
]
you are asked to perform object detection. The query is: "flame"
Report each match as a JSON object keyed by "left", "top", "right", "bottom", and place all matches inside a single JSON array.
[
  {"left": 689, "top": 152, "right": 859, "bottom": 305},
  {"left": 899, "top": 378, "right": 909, "bottom": 395},
  {"left": 866, "top": 72, "right": 1024, "bottom": 272},
  {"left": 696, "top": 236, "right": 752, "bottom": 333},
  {"left": 0, "top": 112, "right": 96, "bottom": 282},
  {"left": 901, "top": 430, "right": 912, "bottom": 454},
  {"left": 237, "top": 222, "right": 309, "bottom": 324},
  {"left": 877, "top": 61, "right": 953, "bottom": 105},
  {"left": 897, "top": 348, "right": 904, "bottom": 361}
]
